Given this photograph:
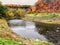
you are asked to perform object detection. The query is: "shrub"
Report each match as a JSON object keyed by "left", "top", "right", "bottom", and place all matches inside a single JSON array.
[
  {"left": 6, "top": 8, "right": 14, "bottom": 18},
  {"left": 16, "top": 8, "right": 25, "bottom": 18}
]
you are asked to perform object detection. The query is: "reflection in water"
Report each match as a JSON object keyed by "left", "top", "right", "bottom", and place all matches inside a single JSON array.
[{"left": 8, "top": 19, "right": 48, "bottom": 41}]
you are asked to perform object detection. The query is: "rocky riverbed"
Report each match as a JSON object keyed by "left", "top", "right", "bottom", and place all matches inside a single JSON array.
[{"left": 36, "top": 24, "right": 60, "bottom": 45}]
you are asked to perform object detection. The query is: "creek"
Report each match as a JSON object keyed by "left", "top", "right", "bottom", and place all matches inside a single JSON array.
[{"left": 8, "top": 19, "right": 48, "bottom": 41}]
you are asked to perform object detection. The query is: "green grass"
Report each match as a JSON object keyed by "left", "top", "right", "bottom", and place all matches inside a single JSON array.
[
  {"left": 0, "top": 37, "right": 54, "bottom": 45},
  {"left": 26, "top": 13, "right": 60, "bottom": 18},
  {"left": 0, "top": 37, "right": 24, "bottom": 45}
]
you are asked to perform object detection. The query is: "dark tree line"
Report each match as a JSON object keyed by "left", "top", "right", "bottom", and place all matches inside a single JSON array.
[{"left": 0, "top": 2, "right": 8, "bottom": 18}]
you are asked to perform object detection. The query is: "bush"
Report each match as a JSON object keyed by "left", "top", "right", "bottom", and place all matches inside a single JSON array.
[
  {"left": 16, "top": 8, "right": 25, "bottom": 18},
  {"left": 6, "top": 8, "right": 15, "bottom": 19}
]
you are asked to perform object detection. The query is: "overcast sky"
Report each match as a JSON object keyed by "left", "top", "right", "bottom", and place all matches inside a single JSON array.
[{"left": 1, "top": 0, "right": 38, "bottom": 5}]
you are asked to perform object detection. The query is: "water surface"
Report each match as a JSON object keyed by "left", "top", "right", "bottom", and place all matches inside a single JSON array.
[{"left": 8, "top": 19, "right": 48, "bottom": 41}]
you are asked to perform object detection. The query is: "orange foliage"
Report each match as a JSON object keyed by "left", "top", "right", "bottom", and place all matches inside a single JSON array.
[
  {"left": 27, "top": 0, "right": 60, "bottom": 13},
  {"left": 31, "top": 6, "right": 36, "bottom": 12}
]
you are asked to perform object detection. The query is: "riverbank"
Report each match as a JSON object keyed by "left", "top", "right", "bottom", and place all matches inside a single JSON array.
[
  {"left": 22, "top": 17, "right": 60, "bottom": 45},
  {"left": 0, "top": 19, "right": 26, "bottom": 42},
  {"left": 0, "top": 19, "right": 54, "bottom": 45}
]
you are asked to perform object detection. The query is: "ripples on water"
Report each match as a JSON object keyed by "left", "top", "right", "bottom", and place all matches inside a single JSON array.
[{"left": 8, "top": 19, "right": 48, "bottom": 41}]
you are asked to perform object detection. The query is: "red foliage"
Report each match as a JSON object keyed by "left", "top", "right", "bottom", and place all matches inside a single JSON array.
[{"left": 30, "top": 0, "right": 60, "bottom": 13}]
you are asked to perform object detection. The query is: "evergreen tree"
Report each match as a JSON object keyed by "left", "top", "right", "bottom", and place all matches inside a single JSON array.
[{"left": 0, "top": 2, "right": 8, "bottom": 18}]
